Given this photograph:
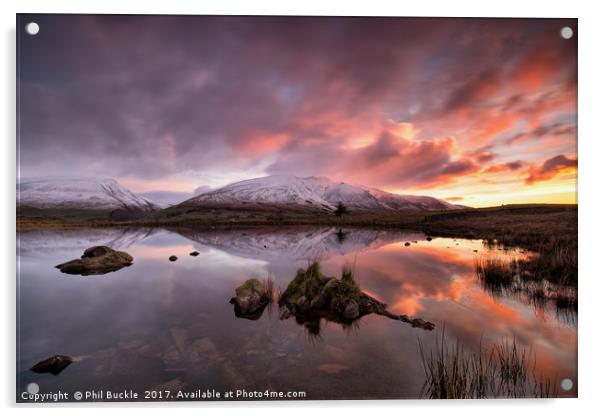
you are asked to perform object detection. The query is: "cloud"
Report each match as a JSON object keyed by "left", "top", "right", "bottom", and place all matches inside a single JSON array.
[
  {"left": 525, "top": 155, "right": 577, "bottom": 185},
  {"left": 267, "top": 125, "right": 480, "bottom": 188},
  {"left": 476, "top": 152, "right": 496, "bottom": 163},
  {"left": 17, "top": 15, "right": 577, "bottom": 197},
  {"left": 506, "top": 122, "right": 576, "bottom": 145},
  {"left": 438, "top": 69, "right": 500, "bottom": 115},
  {"left": 484, "top": 160, "right": 525, "bottom": 174},
  {"left": 193, "top": 185, "right": 213, "bottom": 195}
]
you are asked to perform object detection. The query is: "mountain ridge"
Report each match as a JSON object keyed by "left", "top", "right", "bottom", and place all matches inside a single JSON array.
[
  {"left": 17, "top": 177, "right": 158, "bottom": 213},
  {"left": 17, "top": 175, "right": 465, "bottom": 215},
  {"left": 178, "top": 174, "right": 463, "bottom": 212}
]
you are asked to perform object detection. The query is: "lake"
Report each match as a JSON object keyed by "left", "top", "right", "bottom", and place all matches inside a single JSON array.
[{"left": 16, "top": 226, "right": 577, "bottom": 400}]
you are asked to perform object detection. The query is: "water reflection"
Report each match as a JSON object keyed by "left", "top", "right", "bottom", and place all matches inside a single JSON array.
[{"left": 17, "top": 227, "right": 577, "bottom": 400}]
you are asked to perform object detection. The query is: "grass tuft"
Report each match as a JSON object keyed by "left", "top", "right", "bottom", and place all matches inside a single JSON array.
[
  {"left": 419, "top": 330, "right": 556, "bottom": 399},
  {"left": 475, "top": 257, "right": 516, "bottom": 295}
]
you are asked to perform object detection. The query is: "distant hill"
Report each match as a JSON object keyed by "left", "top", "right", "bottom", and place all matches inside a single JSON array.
[
  {"left": 177, "top": 174, "right": 463, "bottom": 212},
  {"left": 17, "top": 177, "right": 158, "bottom": 218}
]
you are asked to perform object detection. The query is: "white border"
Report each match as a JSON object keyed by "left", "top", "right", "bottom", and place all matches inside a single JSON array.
[{"left": 2, "top": 1, "right": 601, "bottom": 414}]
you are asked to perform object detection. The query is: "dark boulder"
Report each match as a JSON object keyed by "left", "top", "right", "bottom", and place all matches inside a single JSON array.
[
  {"left": 169, "top": 255, "right": 178, "bottom": 262},
  {"left": 189, "top": 251, "right": 200, "bottom": 256},
  {"left": 30, "top": 355, "right": 73, "bottom": 375},
  {"left": 55, "top": 246, "right": 133, "bottom": 276}
]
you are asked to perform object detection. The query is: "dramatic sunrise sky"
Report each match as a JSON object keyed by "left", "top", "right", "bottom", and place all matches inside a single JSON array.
[{"left": 17, "top": 15, "right": 577, "bottom": 207}]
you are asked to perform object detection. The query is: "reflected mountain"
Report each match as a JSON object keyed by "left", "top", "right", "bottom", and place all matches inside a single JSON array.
[
  {"left": 176, "top": 226, "right": 426, "bottom": 262},
  {"left": 18, "top": 227, "right": 157, "bottom": 256}
]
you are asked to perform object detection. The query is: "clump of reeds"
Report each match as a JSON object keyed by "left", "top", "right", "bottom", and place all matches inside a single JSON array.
[
  {"left": 259, "top": 275, "right": 276, "bottom": 314},
  {"left": 512, "top": 241, "right": 577, "bottom": 288},
  {"left": 262, "top": 275, "right": 275, "bottom": 301},
  {"left": 418, "top": 334, "right": 493, "bottom": 399},
  {"left": 418, "top": 331, "right": 556, "bottom": 399},
  {"left": 341, "top": 264, "right": 355, "bottom": 283},
  {"left": 494, "top": 337, "right": 530, "bottom": 396},
  {"left": 475, "top": 257, "right": 516, "bottom": 296}
]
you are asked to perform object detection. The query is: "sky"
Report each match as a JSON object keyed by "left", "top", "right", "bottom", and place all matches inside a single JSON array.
[{"left": 17, "top": 15, "right": 577, "bottom": 207}]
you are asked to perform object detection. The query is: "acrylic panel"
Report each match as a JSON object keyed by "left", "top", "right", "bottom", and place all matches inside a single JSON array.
[{"left": 16, "top": 14, "right": 577, "bottom": 402}]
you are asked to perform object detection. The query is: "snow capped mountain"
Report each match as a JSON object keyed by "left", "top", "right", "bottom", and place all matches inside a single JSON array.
[
  {"left": 180, "top": 175, "right": 334, "bottom": 211},
  {"left": 179, "top": 175, "right": 463, "bottom": 212},
  {"left": 17, "top": 177, "right": 157, "bottom": 212},
  {"left": 362, "top": 187, "right": 460, "bottom": 211},
  {"left": 323, "top": 183, "right": 381, "bottom": 210}
]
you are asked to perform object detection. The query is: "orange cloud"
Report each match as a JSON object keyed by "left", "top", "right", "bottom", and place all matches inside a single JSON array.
[
  {"left": 525, "top": 154, "right": 577, "bottom": 185},
  {"left": 235, "top": 131, "right": 289, "bottom": 154},
  {"left": 483, "top": 161, "right": 525, "bottom": 174}
]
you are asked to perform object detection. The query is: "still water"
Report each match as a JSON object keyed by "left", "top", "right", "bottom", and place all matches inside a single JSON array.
[{"left": 17, "top": 227, "right": 577, "bottom": 400}]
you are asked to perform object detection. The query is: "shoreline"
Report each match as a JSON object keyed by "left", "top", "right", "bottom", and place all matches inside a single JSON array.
[{"left": 17, "top": 204, "right": 578, "bottom": 288}]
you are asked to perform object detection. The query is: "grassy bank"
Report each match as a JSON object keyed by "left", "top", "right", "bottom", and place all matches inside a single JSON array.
[
  {"left": 422, "top": 205, "right": 577, "bottom": 287},
  {"left": 474, "top": 256, "right": 577, "bottom": 322}
]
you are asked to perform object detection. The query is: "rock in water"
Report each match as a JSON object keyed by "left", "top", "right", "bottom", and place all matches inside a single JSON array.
[
  {"left": 55, "top": 246, "right": 133, "bottom": 276},
  {"left": 30, "top": 355, "right": 73, "bottom": 375},
  {"left": 169, "top": 255, "right": 178, "bottom": 262},
  {"left": 189, "top": 251, "right": 200, "bottom": 256},
  {"left": 229, "top": 278, "right": 272, "bottom": 320}
]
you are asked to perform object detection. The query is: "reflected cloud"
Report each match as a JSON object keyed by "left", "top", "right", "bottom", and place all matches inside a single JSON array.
[{"left": 17, "top": 226, "right": 577, "bottom": 398}]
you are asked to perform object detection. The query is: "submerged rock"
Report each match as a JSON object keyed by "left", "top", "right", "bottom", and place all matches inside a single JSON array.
[
  {"left": 278, "top": 262, "right": 435, "bottom": 332},
  {"left": 229, "top": 278, "right": 273, "bottom": 320},
  {"left": 151, "top": 378, "right": 186, "bottom": 392},
  {"left": 55, "top": 246, "right": 133, "bottom": 276},
  {"left": 30, "top": 355, "right": 73, "bottom": 375},
  {"left": 318, "top": 363, "right": 351, "bottom": 375}
]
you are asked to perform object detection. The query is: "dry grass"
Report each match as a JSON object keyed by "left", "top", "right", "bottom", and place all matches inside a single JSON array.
[
  {"left": 262, "top": 276, "right": 275, "bottom": 302},
  {"left": 418, "top": 331, "right": 556, "bottom": 399},
  {"left": 475, "top": 257, "right": 517, "bottom": 295}
]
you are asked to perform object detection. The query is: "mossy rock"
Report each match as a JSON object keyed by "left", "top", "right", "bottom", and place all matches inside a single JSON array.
[
  {"left": 278, "top": 262, "right": 435, "bottom": 331},
  {"left": 55, "top": 245, "right": 133, "bottom": 276},
  {"left": 230, "top": 278, "right": 272, "bottom": 320}
]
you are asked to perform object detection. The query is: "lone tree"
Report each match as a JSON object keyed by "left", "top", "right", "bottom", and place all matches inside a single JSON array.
[{"left": 334, "top": 201, "right": 348, "bottom": 217}]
